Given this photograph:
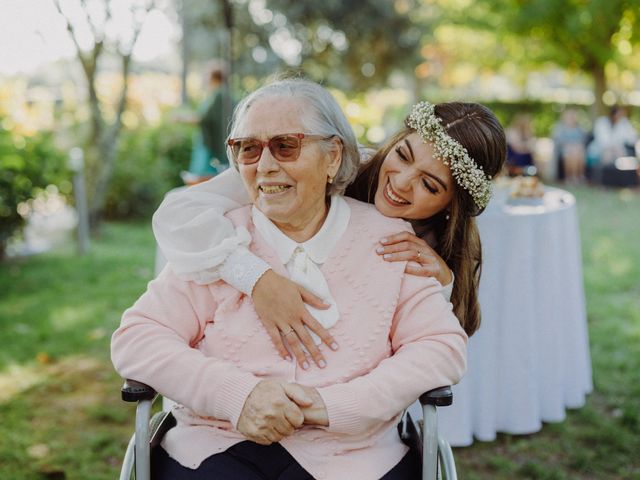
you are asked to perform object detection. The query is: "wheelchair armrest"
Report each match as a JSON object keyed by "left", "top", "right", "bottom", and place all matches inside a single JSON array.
[
  {"left": 419, "top": 386, "right": 452, "bottom": 407},
  {"left": 121, "top": 379, "right": 157, "bottom": 402}
]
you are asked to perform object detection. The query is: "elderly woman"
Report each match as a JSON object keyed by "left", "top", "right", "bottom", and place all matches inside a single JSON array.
[{"left": 111, "top": 79, "right": 467, "bottom": 480}]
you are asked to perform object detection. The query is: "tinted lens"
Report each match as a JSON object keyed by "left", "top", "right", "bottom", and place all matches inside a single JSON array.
[
  {"left": 271, "top": 135, "right": 301, "bottom": 161},
  {"left": 236, "top": 139, "right": 263, "bottom": 163}
]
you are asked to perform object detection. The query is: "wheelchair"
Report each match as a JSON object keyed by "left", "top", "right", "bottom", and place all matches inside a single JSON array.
[{"left": 119, "top": 380, "right": 458, "bottom": 480}]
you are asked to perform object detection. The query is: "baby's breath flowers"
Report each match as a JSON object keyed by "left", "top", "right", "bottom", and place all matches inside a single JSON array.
[{"left": 406, "top": 101, "right": 492, "bottom": 209}]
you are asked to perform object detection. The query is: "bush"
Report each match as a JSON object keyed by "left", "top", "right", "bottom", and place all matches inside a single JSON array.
[
  {"left": 482, "top": 101, "right": 591, "bottom": 137},
  {"left": 104, "top": 121, "right": 192, "bottom": 219},
  {"left": 0, "top": 121, "right": 69, "bottom": 259}
]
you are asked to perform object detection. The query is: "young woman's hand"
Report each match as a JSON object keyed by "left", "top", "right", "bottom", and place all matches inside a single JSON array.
[
  {"left": 252, "top": 270, "right": 339, "bottom": 369},
  {"left": 377, "top": 231, "right": 453, "bottom": 286}
]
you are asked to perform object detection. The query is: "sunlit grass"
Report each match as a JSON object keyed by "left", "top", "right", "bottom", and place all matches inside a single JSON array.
[
  {"left": 0, "top": 363, "right": 47, "bottom": 404},
  {"left": 0, "top": 221, "right": 155, "bottom": 480}
]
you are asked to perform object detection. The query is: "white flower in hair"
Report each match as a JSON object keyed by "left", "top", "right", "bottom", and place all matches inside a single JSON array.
[{"left": 406, "top": 101, "right": 492, "bottom": 209}]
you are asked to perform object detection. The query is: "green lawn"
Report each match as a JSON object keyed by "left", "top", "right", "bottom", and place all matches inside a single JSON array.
[
  {"left": 0, "top": 222, "right": 156, "bottom": 480},
  {"left": 0, "top": 186, "right": 639, "bottom": 479}
]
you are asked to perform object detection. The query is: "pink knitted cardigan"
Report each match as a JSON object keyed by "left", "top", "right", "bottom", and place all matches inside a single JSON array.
[{"left": 111, "top": 198, "right": 467, "bottom": 480}]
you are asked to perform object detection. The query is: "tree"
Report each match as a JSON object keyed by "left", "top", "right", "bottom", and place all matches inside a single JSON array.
[
  {"left": 179, "top": 0, "right": 423, "bottom": 94},
  {"left": 466, "top": 0, "right": 639, "bottom": 116},
  {"left": 262, "top": 0, "right": 423, "bottom": 90},
  {"left": 51, "top": 0, "right": 156, "bottom": 229}
]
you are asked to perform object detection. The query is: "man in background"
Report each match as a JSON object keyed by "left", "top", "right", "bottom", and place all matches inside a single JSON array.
[{"left": 181, "top": 62, "right": 233, "bottom": 185}]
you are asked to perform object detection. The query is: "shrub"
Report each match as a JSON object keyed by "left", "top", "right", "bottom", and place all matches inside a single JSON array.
[
  {"left": 104, "top": 121, "right": 192, "bottom": 219},
  {"left": 0, "top": 121, "right": 69, "bottom": 259}
]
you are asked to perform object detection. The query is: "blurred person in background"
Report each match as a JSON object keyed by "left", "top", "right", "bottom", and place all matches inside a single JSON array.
[
  {"left": 178, "top": 62, "right": 234, "bottom": 185},
  {"left": 505, "top": 113, "right": 537, "bottom": 176},
  {"left": 552, "top": 108, "right": 587, "bottom": 184},
  {"left": 587, "top": 105, "right": 638, "bottom": 168}
]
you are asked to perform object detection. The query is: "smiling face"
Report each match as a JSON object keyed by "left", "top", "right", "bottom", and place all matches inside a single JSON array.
[
  {"left": 374, "top": 132, "right": 455, "bottom": 220},
  {"left": 236, "top": 96, "right": 342, "bottom": 240}
]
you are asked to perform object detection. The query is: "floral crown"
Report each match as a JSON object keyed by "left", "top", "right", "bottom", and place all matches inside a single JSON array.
[{"left": 406, "top": 101, "right": 492, "bottom": 209}]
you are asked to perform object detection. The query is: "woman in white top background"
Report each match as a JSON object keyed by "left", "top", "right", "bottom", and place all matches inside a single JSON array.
[
  {"left": 153, "top": 84, "right": 506, "bottom": 368},
  {"left": 588, "top": 105, "right": 638, "bottom": 165}
]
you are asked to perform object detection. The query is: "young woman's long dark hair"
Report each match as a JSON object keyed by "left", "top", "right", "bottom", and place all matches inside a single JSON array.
[{"left": 346, "top": 102, "right": 506, "bottom": 336}]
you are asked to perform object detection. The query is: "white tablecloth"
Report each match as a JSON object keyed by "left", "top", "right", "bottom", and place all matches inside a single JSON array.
[{"left": 437, "top": 187, "right": 593, "bottom": 446}]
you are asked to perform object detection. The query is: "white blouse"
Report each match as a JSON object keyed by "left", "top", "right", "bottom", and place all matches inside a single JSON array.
[
  {"left": 251, "top": 196, "right": 350, "bottom": 344},
  {"left": 152, "top": 165, "right": 454, "bottom": 300}
]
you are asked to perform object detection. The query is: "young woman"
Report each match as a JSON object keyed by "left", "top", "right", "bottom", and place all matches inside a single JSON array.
[{"left": 152, "top": 98, "right": 506, "bottom": 368}]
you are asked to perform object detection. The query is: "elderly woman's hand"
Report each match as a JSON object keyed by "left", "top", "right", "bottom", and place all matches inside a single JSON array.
[
  {"left": 252, "top": 270, "right": 339, "bottom": 369},
  {"left": 285, "top": 383, "right": 329, "bottom": 427},
  {"left": 237, "top": 380, "right": 311, "bottom": 445},
  {"left": 377, "top": 232, "right": 453, "bottom": 287}
]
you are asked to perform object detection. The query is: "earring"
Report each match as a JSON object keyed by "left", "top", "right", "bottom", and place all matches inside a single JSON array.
[
  {"left": 328, "top": 176, "right": 334, "bottom": 184},
  {"left": 445, "top": 212, "right": 450, "bottom": 220}
]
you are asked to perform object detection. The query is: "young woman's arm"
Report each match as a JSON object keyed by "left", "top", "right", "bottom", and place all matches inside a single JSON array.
[{"left": 153, "top": 168, "right": 255, "bottom": 284}]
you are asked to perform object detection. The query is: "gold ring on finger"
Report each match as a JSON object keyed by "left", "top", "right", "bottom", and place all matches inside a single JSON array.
[
  {"left": 282, "top": 327, "right": 295, "bottom": 336},
  {"left": 417, "top": 250, "right": 422, "bottom": 260}
]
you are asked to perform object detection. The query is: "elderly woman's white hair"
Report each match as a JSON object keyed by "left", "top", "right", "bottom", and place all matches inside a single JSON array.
[{"left": 226, "top": 78, "right": 360, "bottom": 195}]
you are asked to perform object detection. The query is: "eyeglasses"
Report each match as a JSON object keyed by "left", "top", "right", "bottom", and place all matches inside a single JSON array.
[{"left": 227, "top": 133, "right": 333, "bottom": 165}]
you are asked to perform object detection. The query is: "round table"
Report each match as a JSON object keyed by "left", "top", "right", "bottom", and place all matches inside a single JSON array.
[{"left": 437, "top": 187, "right": 593, "bottom": 446}]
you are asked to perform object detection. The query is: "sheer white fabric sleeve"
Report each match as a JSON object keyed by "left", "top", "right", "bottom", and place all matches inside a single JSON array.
[
  {"left": 441, "top": 274, "right": 454, "bottom": 302},
  {"left": 152, "top": 168, "right": 270, "bottom": 292}
]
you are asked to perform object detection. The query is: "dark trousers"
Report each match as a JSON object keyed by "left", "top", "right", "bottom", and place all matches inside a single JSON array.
[{"left": 151, "top": 441, "right": 420, "bottom": 479}]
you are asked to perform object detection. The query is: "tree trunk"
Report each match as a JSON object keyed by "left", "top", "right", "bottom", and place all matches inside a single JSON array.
[
  {"left": 89, "top": 138, "right": 119, "bottom": 231},
  {"left": 592, "top": 63, "right": 607, "bottom": 120},
  {"left": 89, "top": 56, "right": 132, "bottom": 231},
  {"left": 180, "top": 0, "right": 190, "bottom": 105}
]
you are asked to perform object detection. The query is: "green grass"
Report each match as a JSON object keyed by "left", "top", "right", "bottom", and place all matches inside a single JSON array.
[
  {"left": 0, "top": 222, "right": 156, "bottom": 480},
  {"left": 0, "top": 186, "right": 639, "bottom": 479}
]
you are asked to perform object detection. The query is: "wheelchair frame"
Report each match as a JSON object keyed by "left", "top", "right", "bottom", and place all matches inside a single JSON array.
[{"left": 119, "top": 380, "right": 457, "bottom": 480}]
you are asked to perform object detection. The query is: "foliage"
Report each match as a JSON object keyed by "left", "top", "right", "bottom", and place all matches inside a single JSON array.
[
  {"left": 104, "top": 120, "right": 192, "bottom": 219},
  {"left": 0, "top": 122, "right": 69, "bottom": 259},
  {"left": 184, "top": 0, "right": 423, "bottom": 92},
  {"left": 482, "top": 101, "right": 588, "bottom": 137},
  {"left": 454, "top": 0, "right": 640, "bottom": 115}
]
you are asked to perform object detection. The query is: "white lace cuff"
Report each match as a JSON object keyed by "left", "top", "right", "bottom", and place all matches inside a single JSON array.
[
  {"left": 219, "top": 247, "right": 272, "bottom": 296},
  {"left": 441, "top": 273, "right": 454, "bottom": 302}
]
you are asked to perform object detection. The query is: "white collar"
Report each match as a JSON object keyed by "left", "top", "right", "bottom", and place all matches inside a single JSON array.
[{"left": 252, "top": 195, "right": 351, "bottom": 265}]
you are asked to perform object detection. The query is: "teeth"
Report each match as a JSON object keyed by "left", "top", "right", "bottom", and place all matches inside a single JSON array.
[
  {"left": 260, "top": 185, "right": 290, "bottom": 194},
  {"left": 386, "top": 182, "right": 409, "bottom": 204}
]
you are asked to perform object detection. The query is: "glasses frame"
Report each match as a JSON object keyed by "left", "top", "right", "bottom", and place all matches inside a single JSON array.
[{"left": 227, "top": 133, "right": 333, "bottom": 165}]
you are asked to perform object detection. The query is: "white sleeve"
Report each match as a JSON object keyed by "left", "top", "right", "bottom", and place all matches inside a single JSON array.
[
  {"left": 152, "top": 168, "right": 271, "bottom": 291},
  {"left": 440, "top": 273, "right": 454, "bottom": 302}
]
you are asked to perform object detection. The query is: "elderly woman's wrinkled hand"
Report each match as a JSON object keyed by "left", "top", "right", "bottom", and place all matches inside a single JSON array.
[
  {"left": 237, "top": 380, "right": 310, "bottom": 445},
  {"left": 284, "top": 383, "right": 329, "bottom": 427}
]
